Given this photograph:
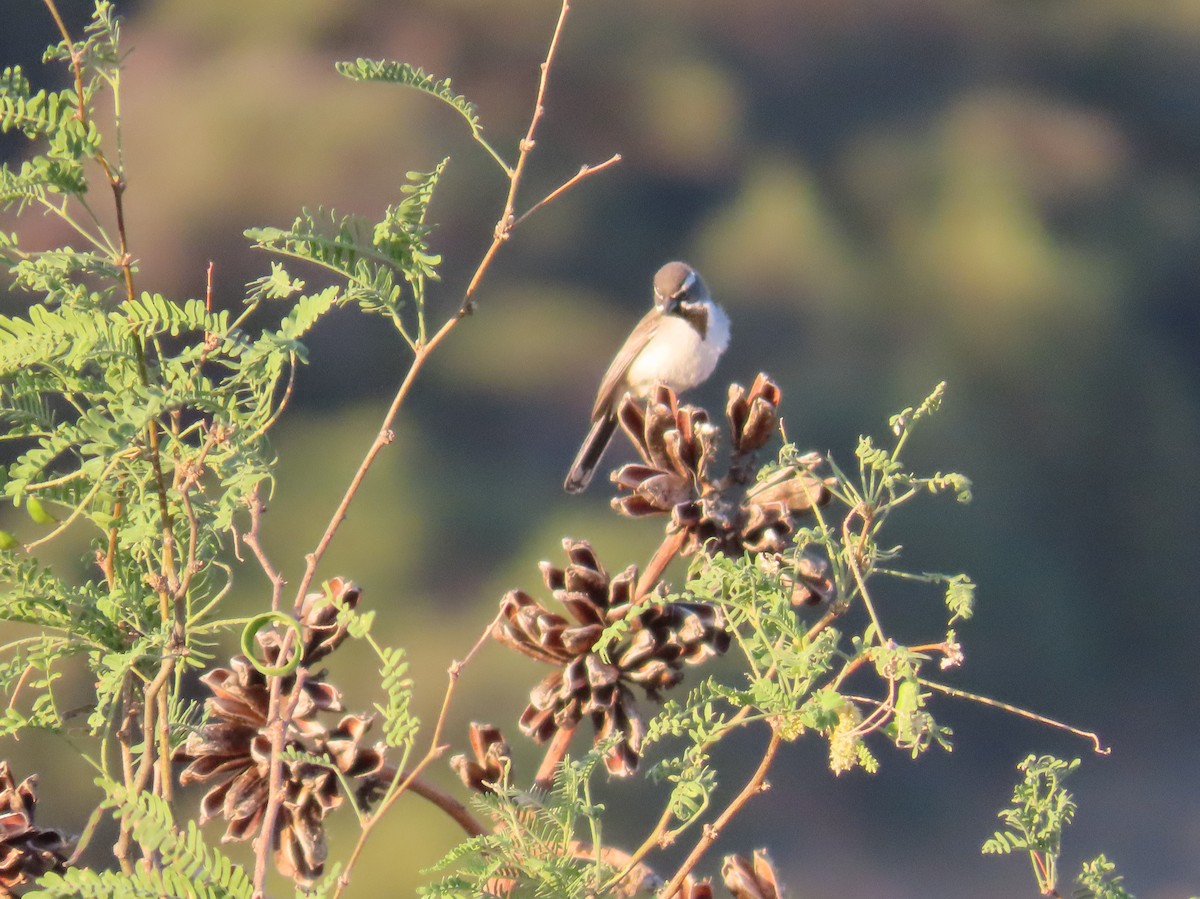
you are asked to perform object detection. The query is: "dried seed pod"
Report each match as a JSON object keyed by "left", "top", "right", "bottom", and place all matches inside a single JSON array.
[
  {"left": 493, "top": 539, "right": 728, "bottom": 776},
  {"left": 722, "top": 849, "right": 784, "bottom": 899},
  {"left": 611, "top": 377, "right": 834, "bottom": 558},
  {"left": 784, "top": 550, "right": 836, "bottom": 607},
  {"left": 174, "top": 584, "right": 384, "bottom": 886},
  {"left": 0, "top": 761, "right": 70, "bottom": 893},
  {"left": 450, "top": 723, "right": 512, "bottom": 794},
  {"left": 727, "top": 373, "right": 782, "bottom": 455}
]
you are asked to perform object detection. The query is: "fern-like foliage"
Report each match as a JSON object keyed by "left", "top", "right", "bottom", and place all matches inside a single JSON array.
[
  {"left": 983, "top": 755, "right": 1080, "bottom": 895},
  {"left": 421, "top": 747, "right": 616, "bottom": 898},
  {"left": 30, "top": 779, "right": 253, "bottom": 898},
  {"left": 334, "top": 58, "right": 509, "bottom": 172},
  {"left": 375, "top": 645, "right": 419, "bottom": 751},
  {"left": 984, "top": 755, "right": 1079, "bottom": 857},
  {"left": 0, "top": 157, "right": 88, "bottom": 212},
  {"left": 0, "top": 2, "right": 349, "bottom": 826},
  {"left": 245, "top": 162, "right": 445, "bottom": 346},
  {"left": 612, "top": 385, "right": 971, "bottom": 858},
  {"left": 1074, "top": 855, "right": 1136, "bottom": 899},
  {"left": 0, "top": 76, "right": 102, "bottom": 161},
  {"left": 335, "top": 59, "right": 480, "bottom": 132}
]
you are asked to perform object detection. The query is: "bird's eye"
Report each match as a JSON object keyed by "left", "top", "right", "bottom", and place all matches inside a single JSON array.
[{"left": 672, "top": 270, "right": 697, "bottom": 301}]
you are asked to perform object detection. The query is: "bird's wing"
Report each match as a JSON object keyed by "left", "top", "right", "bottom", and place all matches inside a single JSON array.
[{"left": 591, "top": 306, "right": 663, "bottom": 420}]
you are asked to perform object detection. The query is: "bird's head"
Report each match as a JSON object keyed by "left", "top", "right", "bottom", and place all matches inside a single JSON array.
[
  {"left": 654, "top": 260, "right": 714, "bottom": 335},
  {"left": 653, "top": 261, "right": 706, "bottom": 312}
]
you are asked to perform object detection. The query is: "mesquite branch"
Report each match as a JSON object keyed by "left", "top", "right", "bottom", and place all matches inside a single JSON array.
[{"left": 252, "top": 9, "right": 614, "bottom": 888}]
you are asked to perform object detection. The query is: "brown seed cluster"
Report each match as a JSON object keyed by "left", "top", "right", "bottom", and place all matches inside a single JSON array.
[
  {"left": 493, "top": 539, "right": 729, "bottom": 776},
  {"left": 174, "top": 578, "right": 384, "bottom": 885},
  {"left": 672, "top": 849, "right": 785, "bottom": 898},
  {"left": 450, "top": 723, "right": 512, "bottom": 794},
  {"left": 0, "top": 761, "right": 69, "bottom": 895},
  {"left": 758, "top": 548, "right": 837, "bottom": 608},
  {"left": 612, "top": 375, "right": 834, "bottom": 556}
]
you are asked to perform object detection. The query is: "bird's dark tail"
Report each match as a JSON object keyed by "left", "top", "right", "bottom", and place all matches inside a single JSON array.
[{"left": 564, "top": 414, "right": 619, "bottom": 494}]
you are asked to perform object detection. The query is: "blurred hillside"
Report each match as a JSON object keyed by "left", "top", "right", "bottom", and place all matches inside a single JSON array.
[{"left": 2, "top": 1, "right": 1199, "bottom": 896}]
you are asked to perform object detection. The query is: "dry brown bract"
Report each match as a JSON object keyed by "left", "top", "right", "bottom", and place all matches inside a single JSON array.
[
  {"left": 722, "top": 849, "right": 783, "bottom": 899},
  {"left": 174, "top": 579, "right": 384, "bottom": 885},
  {"left": 450, "top": 723, "right": 512, "bottom": 794},
  {"left": 666, "top": 850, "right": 785, "bottom": 899},
  {"left": 612, "top": 375, "right": 834, "bottom": 555},
  {"left": 0, "top": 761, "right": 69, "bottom": 896},
  {"left": 493, "top": 539, "right": 729, "bottom": 776}
]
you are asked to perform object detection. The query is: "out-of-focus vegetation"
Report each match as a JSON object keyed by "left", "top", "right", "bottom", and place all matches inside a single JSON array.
[{"left": 2, "top": 1, "right": 1198, "bottom": 896}]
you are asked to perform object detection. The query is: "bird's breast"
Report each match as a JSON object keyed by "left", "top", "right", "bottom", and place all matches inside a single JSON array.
[{"left": 626, "top": 308, "right": 729, "bottom": 397}]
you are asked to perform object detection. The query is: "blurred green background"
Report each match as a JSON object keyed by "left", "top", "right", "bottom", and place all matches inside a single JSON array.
[{"left": 3, "top": 0, "right": 1199, "bottom": 896}]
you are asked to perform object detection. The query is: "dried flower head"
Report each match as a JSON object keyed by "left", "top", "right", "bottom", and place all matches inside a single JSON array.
[
  {"left": 175, "top": 581, "right": 383, "bottom": 886},
  {"left": 665, "top": 851, "right": 785, "bottom": 899},
  {"left": 670, "top": 877, "right": 715, "bottom": 899},
  {"left": 494, "top": 539, "right": 729, "bottom": 776},
  {"left": 722, "top": 849, "right": 784, "bottom": 899},
  {"left": 758, "top": 548, "right": 836, "bottom": 607},
  {"left": 0, "top": 761, "right": 70, "bottom": 895},
  {"left": 612, "top": 376, "right": 833, "bottom": 556},
  {"left": 450, "top": 723, "right": 512, "bottom": 794}
]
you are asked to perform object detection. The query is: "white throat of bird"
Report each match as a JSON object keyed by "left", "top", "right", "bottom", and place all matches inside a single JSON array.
[{"left": 626, "top": 299, "right": 729, "bottom": 398}]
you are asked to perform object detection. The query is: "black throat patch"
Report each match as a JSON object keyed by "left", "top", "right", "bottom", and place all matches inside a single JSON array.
[{"left": 674, "top": 301, "right": 709, "bottom": 339}]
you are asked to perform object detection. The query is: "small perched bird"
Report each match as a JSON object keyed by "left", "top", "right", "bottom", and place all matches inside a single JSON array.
[{"left": 564, "top": 261, "right": 730, "bottom": 493}]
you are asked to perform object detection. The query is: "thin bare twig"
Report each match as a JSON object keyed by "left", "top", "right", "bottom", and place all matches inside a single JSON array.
[
  {"left": 602, "top": 628, "right": 818, "bottom": 893},
  {"left": 112, "top": 679, "right": 137, "bottom": 875},
  {"left": 131, "top": 661, "right": 176, "bottom": 795},
  {"left": 251, "top": 1, "right": 616, "bottom": 890},
  {"left": 332, "top": 612, "right": 500, "bottom": 898},
  {"left": 604, "top": 805, "right": 675, "bottom": 892},
  {"left": 174, "top": 489, "right": 200, "bottom": 602},
  {"left": 497, "top": 0, "right": 571, "bottom": 232},
  {"left": 565, "top": 841, "right": 661, "bottom": 897},
  {"left": 247, "top": 488, "right": 293, "bottom": 897},
  {"left": 602, "top": 699, "right": 759, "bottom": 892},
  {"left": 372, "top": 764, "right": 487, "bottom": 838},
  {"left": 660, "top": 728, "right": 782, "bottom": 896},
  {"left": 512, "top": 153, "right": 622, "bottom": 229},
  {"left": 253, "top": 668, "right": 306, "bottom": 897},
  {"left": 457, "top": 0, "right": 589, "bottom": 313},
  {"left": 242, "top": 488, "right": 286, "bottom": 610},
  {"left": 39, "top": 0, "right": 85, "bottom": 121},
  {"left": 100, "top": 491, "right": 122, "bottom": 590}
]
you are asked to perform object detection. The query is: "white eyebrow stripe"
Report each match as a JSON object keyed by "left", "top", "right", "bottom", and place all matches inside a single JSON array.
[{"left": 678, "top": 269, "right": 697, "bottom": 295}]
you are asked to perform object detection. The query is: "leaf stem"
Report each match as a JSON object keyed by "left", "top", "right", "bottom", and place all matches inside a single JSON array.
[{"left": 917, "top": 678, "right": 1109, "bottom": 754}]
